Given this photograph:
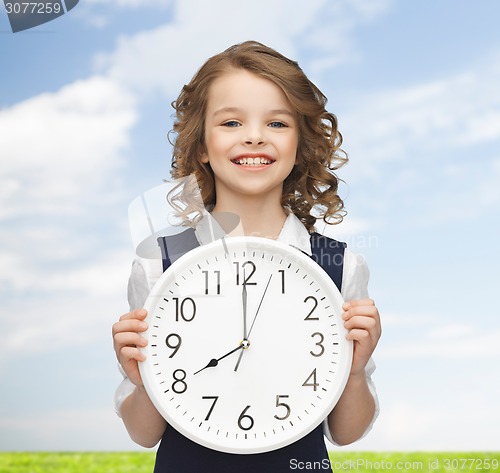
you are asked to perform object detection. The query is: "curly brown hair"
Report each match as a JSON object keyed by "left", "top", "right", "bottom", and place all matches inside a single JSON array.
[{"left": 169, "top": 40, "right": 348, "bottom": 232}]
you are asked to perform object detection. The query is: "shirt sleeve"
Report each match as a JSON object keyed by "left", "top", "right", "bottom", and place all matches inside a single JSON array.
[
  {"left": 323, "top": 249, "right": 380, "bottom": 445},
  {"left": 114, "top": 258, "right": 161, "bottom": 417}
]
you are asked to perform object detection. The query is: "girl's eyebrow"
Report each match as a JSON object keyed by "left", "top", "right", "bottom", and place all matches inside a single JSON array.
[
  {"left": 213, "top": 107, "right": 295, "bottom": 117},
  {"left": 213, "top": 107, "right": 241, "bottom": 117},
  {"left": 269, "top": 109, "right": 295, "bottom": 117}
]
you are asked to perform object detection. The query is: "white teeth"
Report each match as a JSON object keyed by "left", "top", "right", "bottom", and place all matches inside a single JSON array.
[{"left": 234, "top": 157, "right": 272, "bottom": 165}]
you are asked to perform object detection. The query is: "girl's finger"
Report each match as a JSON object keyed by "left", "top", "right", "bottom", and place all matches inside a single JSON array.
[
  {"left": 112, "top": 318, "right": 148, "bottom": 337},
  {"left": 119, "top": 308, "right": 148, "bottom": 322},
  {"left": 120, "top": 346, "right": 147, "bottom": 363},
  {"left": 342, "top": 298, "right": 375, "bottom": 310},
  {"left": 345, "top": 328, "right": 372, "bottom": 344},
  {"left": 344, "top": 315, "right": 378, "bottom": 333},
  {"left": 113, "top": 332, "right": 148, "bottom": 349},
  {"left": 342, "top": 305, "right": 379, "bottom": 321}
]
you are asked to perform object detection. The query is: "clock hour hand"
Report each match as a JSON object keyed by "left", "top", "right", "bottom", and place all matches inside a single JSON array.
[{"left": 194, "top": 342, "right": 246, "bottom": 375}]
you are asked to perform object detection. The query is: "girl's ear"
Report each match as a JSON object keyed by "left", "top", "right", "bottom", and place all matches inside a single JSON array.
[{"left": 199, "top": 146, "right": 209, "bottom": 164}]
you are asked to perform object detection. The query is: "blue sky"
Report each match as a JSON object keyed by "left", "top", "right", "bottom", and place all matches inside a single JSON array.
[{"left": 1, "top": 0, "right": 499, "bottom": 451}]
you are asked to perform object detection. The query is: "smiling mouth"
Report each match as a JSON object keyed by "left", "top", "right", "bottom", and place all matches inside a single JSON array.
[{"left": 231, "top": 157, "right": 275, "bottom": 166}]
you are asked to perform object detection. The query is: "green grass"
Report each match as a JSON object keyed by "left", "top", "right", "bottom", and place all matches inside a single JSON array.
[
  {"left": 0, "top": 452, "right": 498, "bottom": 473},
  {"left": 0, "top": 453, "right": 155, "bottom": 473}
]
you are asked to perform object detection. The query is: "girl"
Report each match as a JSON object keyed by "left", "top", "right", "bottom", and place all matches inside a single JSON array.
[{"left": 112, "top": 41, "right": 381, "bottom": 472}]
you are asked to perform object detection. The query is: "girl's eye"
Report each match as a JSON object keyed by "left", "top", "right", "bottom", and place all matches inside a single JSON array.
[
  {"left": 269, "top": 121, "right": 286, "bottom": 128},
  {"left": 222, "top": 121, "right": 240, "bottom": 127}
]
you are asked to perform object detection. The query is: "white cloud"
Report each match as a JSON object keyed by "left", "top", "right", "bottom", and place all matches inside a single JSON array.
[
  {"left": 74, "top": 0, "right": 172, "bottom": 29},
  {"left": 83, "top": 0, "right": 171, "bottom": 8},
  {"left": 427, "top": 324, "right": 474, "bottom": 340},
  {"left": 379, "top": 312, "right": 436, "bottom": 327},
  {"left": 337, "top": 54, "right": 500, "bottom": 227},
  {"left": 0, "top": 251, "right": 131, "bottom": 363},
  {"left": 344, "top": 65, "right": 500, "bottom": 172},
  {"left": 0, "top": 74, "right": 140, "bottom": 365},
  {"left": 0, "top": 407, "right": 137, "bottom": 450},
  {"left": 0, "top": 245, "right": 131, "bottom": 295},
  {"left": 94, "top": 0, "right": 392, "bottom": 99},
  {"left": 367, "top": 399, "right": 500, "bottom": 451},
  {"left": 0, "top": 76, "right": 137, "bottom": 219},
  {"left": 298, "top": 0, "right": 393, "bottom": 75},
  {"left": 372, "top": 312, "right": 500, "bottom": 360},
  {"left": 379, "top": 328, "right": 500, "bottom": 359}
]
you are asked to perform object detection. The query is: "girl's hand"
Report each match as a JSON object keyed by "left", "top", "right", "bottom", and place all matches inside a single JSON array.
[
  {"left": 342, "top": 299, "right": 381, "bottom": 376},
  {"left": 112, "top": 308, "right": 149, "bottom": 387}
]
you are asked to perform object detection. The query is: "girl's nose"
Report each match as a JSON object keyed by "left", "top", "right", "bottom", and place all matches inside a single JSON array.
[
  {"left": 244, "top": 126, "right": 265, "bottom": 145},
  {"left": 245, "top": 137, "right": 264, "bottom": 145}
]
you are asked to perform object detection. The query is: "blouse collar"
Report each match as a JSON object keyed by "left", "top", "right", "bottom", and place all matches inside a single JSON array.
[{"left": 195, "top": 212, "right": 312, "bottom": 256}]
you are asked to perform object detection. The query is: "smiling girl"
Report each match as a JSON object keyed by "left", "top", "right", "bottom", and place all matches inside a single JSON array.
[
  {"left": 112, "top": 41, "right": 381, "bottom": 472},
  {"left": 200, "top": 69, "right": 298, "bottom": 240}
]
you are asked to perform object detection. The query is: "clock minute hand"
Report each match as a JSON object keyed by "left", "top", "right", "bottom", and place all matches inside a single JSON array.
[
  {"left": 242, "top": 283, "right": 248, "bottom": 339},
  {"left": 194, "top": 343, "right": 244, "bottom": 375},
  {"left": 234, "top": 274, "right": 273, "bottom": 372},
  {"left": 234, "top": 283, "right": 248, "bottom": 372}
]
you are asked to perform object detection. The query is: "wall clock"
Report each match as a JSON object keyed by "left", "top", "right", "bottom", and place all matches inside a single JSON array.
[{"left": 139, "top": 236, "right": 352, "bottom": 453}]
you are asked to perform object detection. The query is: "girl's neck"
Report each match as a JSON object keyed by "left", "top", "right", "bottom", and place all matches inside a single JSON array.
[{"left": 212, "top": 197, "right": 287, "bottom": 240}]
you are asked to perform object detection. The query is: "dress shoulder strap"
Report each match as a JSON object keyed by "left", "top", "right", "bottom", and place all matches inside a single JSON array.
[
  {"left": 157, "top": 227, "right": 199, "bottom": 272},
  {"left": 309, "top": 232, "right": 346, "bottom": 292}
]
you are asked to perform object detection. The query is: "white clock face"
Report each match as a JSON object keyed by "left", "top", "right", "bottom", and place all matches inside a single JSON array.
[{"left": 139, "top": 236, "right": 352, "bottom": 454}]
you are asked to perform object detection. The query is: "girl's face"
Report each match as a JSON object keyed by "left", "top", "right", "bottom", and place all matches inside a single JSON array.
[{"left": 202, "top": 69, "right": 298, "bottom": 209}]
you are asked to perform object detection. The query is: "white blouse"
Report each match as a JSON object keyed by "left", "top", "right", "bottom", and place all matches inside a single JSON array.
[{"left": 114, "top": 213, "right": 379, "bottom": 446}]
